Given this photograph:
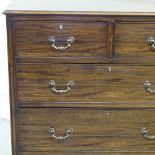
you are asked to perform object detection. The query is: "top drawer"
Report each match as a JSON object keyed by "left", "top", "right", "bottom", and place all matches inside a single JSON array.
[
  {"left": 115, "top": 22, "right": 155, "bottom": 64},
  {"left": 15, "top": 21, "right": 107, "bottom": 62}
]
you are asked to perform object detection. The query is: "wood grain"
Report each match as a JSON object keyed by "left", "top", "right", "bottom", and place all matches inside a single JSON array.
[
  {"left": 107, "top": 21, "right": 115, "bottom": 58},
  {"left": 5, "top": 14, "right": 155, "bottom": 22},
  {"left": 17, "top": 152, "right": 155, "bottom": 155},
  {"left": 5, "top": 13, "right": 155, "bottom": 155},
  {"left": 18, "top": 101, "right": 155, "bottom": 109},
  {"left": 17, "top": 108, "right": 155, "bottom": 152},
  {"left": 16, "top": 64, "right": 155, "bottom": 103},
  {"left": 115, "top": 22, "right": 155, "bottom": 63},
  {"left": 6, "top": 16, "right": 18, "bottom": 155},
  {"left": 15, "top": 21, "right": 107, "bottom": 59}
]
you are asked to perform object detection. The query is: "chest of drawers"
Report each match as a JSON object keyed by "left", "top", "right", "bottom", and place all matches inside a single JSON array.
[{"left": 4, "top": 0, "right": 155, "bottom": 155}]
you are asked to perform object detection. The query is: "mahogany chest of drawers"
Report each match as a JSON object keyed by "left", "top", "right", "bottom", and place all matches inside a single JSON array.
[{"left": 4, "top": 0, "right": 155, "bottom": 155}]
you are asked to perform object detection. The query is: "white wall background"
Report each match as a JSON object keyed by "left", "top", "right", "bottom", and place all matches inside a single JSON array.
[
  {"left": 0, "top": 0, "right": 11, "bottom": 155},
  {"left": 0, "top": 0, "right": 10, "bottom": 119}
]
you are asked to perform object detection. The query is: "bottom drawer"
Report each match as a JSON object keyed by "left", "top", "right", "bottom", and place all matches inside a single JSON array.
[
  {"left": 17, "top": 108, "right": 155, "bottom": 153},
  {"left": 18, "top": 152, "right": 155, "bottom": 155}
]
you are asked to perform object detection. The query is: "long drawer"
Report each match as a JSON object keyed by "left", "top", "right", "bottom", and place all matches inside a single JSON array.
[
  {"left": 16, "top": 64, "right": 155, "bottom": 103},
  {"left": 18, "top": 153, "right": 155, "bottom": 155},
  {"left": 18, "top": 108, "right": 155, "bottom": 152}
]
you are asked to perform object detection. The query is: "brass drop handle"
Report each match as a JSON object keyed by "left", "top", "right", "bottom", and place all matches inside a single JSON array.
[
  {"left": 49, "top": 80, "right": 75, "bottom": 94},
  {"left": 48, "top": 36, "right": 75, "bottom": 51},
  {"left": 144, "top": 81, "right": 155, "bottom": 94},
  {"left": 148, "top": 37, "right": 155, "bottom": 50},
  {"left": 141, "top": 128, "right": 155, "bottom": 140},
  {"left": 49, "top": 128, "right": 73, "bottom": 141}
]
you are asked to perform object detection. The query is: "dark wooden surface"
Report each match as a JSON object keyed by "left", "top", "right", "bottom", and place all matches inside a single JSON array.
[
  {"left": 15, "top": 21, "right": 107, "bottom": 59},
  {"left": 18, "top": 108, "right": 155, "bottom": 152},
  {"left": 16, "top": 64, "right": 155, "bottom": 103},
  {"left": 5, "top": 13, "right": 155, "bottom": 155},
  {"left": 6, "top": 16, "right": 18, "bottom": 155},
  {"left": 12, "top": 17, "right": 155, "bottom": 64},
  {"left": 17, "top": 152, "right": 155, "bottom": 155},
  {"left": 115, "top": 22, "right": 155, "bottom": 63}
]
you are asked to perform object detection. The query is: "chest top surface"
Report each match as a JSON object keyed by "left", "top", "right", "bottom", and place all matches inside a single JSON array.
[{"left": 4, "top": 0, "right": 155, "bottom": 15}]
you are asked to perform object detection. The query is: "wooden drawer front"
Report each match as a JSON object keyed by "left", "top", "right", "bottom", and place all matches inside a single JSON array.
[
  {"left": 115, "top": 23, "right": 155, "bottom": 64},
  {"left": 16, "top": 64, "right": 155, "bottom": 103},
  {"left": 18, "top": 153, "right": 155, "bottom": 155},
  {"left": 18, "top": 108, "right": 155, "bottom": 152},
  {"left": 15, "top": 21, "right": 107, "bottom": 59}
]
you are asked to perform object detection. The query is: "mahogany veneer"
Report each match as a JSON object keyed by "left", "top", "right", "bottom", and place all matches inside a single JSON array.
[{"left": 4, "top": 1, "right": 155, "bottom": 154}]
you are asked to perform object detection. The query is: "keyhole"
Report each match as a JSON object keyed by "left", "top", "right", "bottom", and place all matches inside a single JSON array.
[
  {"left": 108, "top": 66, "right": 112, "bottom": 72},
  {"left": 60, "top": 24, "right": 63, "bottom": 30},
  {"left": 105, "top": 111, "right": 110, "bottom": 116}
]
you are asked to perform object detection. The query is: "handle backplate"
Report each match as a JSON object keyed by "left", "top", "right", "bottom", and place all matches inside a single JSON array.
[
  {"left": 141, "top": 128, "right": 155, "bottom": 140},
  {"left": 148, "top": 37, "right": 155, "bottom": 50},
  {"left": 49, "top": 128, "right": 73, "bottom": 141},
  {"left": 48, "top": 36, "right": 75, "bottom": 51},
  {"left": 49, "top": 80, "right": 75, "bottom": 94},
  {"left": 144, "top": 81, "right": 155, "bottom": 94}
]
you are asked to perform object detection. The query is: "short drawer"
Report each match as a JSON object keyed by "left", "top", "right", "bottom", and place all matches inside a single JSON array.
[
  {"left": 115, "top": 22, "right": 155, "bottom": 64},
  {"left": 18, "top": 108, "right": 155, "bottom": 152},
  {"left": 15, "top": 21, "right": 107, "bottom": 61},
  {"left": 16, "top": 64, "right": 155, "bottom": 103}
]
